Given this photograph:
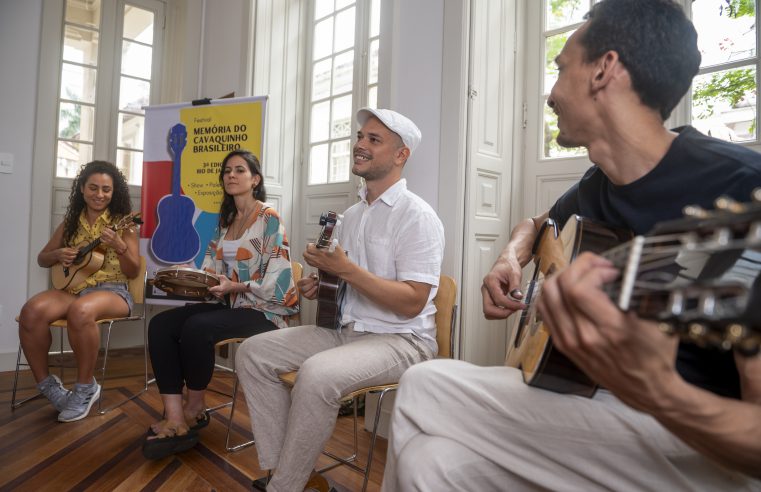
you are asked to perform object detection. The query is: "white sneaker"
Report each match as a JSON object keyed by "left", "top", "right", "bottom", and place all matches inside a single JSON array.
[
  {"left": 57, "top": 379, "right": 101, "bottom": 422},
  {"left": 37, "top": 374, "right": 71, "bottom": 412}
]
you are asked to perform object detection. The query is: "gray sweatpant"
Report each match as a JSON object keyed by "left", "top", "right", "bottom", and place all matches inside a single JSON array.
[
  {"left": 235, "top": 324, "right": 433, "bottom": 492},
  {"left": 381, "top": 359, "right": 761, "bottom": 492}
]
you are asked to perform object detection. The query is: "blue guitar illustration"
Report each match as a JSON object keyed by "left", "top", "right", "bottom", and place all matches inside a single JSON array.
[{"left": 150, "top": 123, "right": 201, "bottom": 264}]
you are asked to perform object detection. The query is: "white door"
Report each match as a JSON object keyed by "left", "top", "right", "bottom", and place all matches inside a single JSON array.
[
  {"left": 521, "top": 1, "right": 592, "bottom": 220},
  {"left": 459, "top": 0, "right": 519, "bottom": 366}
]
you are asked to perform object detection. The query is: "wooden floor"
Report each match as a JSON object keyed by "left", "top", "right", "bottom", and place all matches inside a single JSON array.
[{"left": 0, "top": 348, "right": 386, "bottom": 492}]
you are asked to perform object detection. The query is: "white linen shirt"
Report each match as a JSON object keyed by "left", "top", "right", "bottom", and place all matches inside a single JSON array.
[{"left": 335, "top": 179, "right": 445, "bottom": 353}]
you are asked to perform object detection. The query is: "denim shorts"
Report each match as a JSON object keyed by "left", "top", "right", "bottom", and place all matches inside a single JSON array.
[{"left": 79, "top": 282, "right": 134, "bottom": 315}]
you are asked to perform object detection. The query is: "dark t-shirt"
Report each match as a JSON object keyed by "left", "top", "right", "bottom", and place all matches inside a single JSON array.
[{"left": 549, "top": 126, "right": 761, "bottom": 398}]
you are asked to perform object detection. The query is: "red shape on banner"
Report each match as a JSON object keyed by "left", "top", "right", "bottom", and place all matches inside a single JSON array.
[{"left": 140, "top": 160, "right": 172, "bottom": 238}]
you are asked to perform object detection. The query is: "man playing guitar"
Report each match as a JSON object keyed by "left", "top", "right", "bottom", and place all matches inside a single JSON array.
[
  {"left": 382, "top": 1, "right": 761, "bottom": 490},
  {"left": 236, "top": 108, "right": 445, "bottom": 492}
]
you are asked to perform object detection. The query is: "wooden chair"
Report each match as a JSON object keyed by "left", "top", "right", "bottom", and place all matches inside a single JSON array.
[
  {"left": 278, "top": 275, "right": 458, "bottom": 492},
  {"left": 211, "top": 260, "right": 303, "bottom": 452},
  {"left": 12, "top": 257, "right": 150, "bottom": 414}
]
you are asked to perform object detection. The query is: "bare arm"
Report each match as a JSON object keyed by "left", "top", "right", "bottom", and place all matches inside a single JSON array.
[
  {"left": 651, "top": 354, "right": 761, "bottom": 478},
  {"left": 37, "top": 223, "right": 78, "bottom": 268},
  {"left": 98, "top": 226, "right": 140, "bottom": 278},
  {"left": 538, "top": 252, "right": 761, "bottom": 479},
  {"left": 302, "top": 243, "right": 431, "bottom": 319},
  {"left": 481, "top": 211, "right": 548, "bottom": 319}
]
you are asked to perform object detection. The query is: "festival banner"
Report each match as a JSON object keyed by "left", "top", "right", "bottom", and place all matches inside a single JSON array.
[{"left": 140, "top": 96, "right": 267, "bottom": 304}]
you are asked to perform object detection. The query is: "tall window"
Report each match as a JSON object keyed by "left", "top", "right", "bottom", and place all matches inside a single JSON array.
[
  {"left": 540, "top": 0, "right": 589, "bottom": 159},
  {"left": 307, "top": 0, "right": 381, "bottom": 185},
  {"left": 538, "top": 0, "right": 760, "bottom": 154},
  {"left": 690, "top": 0, "right": 757, "bottom": 143},
  {"left": 56, "top": 0, "right": 162, "bottom": 185}
]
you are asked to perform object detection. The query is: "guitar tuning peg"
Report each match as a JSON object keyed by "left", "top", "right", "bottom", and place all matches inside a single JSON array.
[
  {"left": 714, "top": 196, "right": 745, "bottom": 213},
  {"left": 657, "top": 322, "right": 675, "bottom": 336},
  {"left": 688, "top": 322, "right": 708, "bottom": 341},
  {"left": 725, "top": 324, "right": 747, "bottom": 345},
  {"left": 752, "top": 188, "right": 761, "bottom": 203},
  {"left": 682, "top": 205, "right": 708, "bottom": 218}
]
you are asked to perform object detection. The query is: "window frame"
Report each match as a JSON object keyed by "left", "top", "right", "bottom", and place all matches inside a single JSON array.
[
  {"left": 54, "top": 0, "right": 165, "bottom": 186},
  {"left": 303, "top": 0, "right": 380, "bottom": 187}
]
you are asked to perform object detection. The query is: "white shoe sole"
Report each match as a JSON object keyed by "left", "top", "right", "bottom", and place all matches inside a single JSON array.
[{"left": 58, "top": 384, "right": 101, "bottom": 423}]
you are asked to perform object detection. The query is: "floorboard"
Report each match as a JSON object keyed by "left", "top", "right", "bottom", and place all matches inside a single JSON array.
[{"left": 0, "top": 348, "right": 385, "bottom": 492}]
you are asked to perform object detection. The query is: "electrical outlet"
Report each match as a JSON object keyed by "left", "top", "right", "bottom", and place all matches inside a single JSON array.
[{"left": 0, "top": 153, "right": 13, "bottom": 174}]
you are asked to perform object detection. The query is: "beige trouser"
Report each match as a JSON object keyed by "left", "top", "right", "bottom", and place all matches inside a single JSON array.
[
  {"left": 381, "top": 359, "right": 761, "bottom": 492},
  {"left": 236, "top": 324, "right": 433, "bottom": 492}
]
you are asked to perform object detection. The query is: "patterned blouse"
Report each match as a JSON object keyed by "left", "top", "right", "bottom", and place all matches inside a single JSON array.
[
  {"left": 201, "top": 201, "right": 299, "bottom": 328},
  {"left": 67, "top": 209, "right": 128, "bottom": 294}
]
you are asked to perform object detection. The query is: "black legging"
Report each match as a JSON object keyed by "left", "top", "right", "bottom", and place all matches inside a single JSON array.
[{"left": 148, "top": 303, "right": 276, "bottom": 394}]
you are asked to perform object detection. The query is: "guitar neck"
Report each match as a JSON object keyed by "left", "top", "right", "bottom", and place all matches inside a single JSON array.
[{"left": 172, "top": 153, "right": 182, "bottom": 196}]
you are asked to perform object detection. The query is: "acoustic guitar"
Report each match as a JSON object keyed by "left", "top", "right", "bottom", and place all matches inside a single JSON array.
[
  {"left": 315, "top": 211, "right": 346, "bottom": 329},
  {"left": 506, "top": 194, "right": 761, "bottom": 397},
  {"left": 150, "top": 123, "right": 201, "bottom": 264},
  {"left": 51, "top": 212, "right": 143, "bottom": 292}
]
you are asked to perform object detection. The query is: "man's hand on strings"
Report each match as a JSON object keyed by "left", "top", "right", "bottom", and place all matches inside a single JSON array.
[{"left": 537, "top": 252, "right": 681, "bottom": 413}]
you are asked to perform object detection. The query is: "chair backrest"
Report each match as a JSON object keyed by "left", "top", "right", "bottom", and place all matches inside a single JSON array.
[
  {"left": 291, "top": 261, "right": 303, "bottom": 286},
  {"left": 128, "top": 256, "right": 147, "bottom": 304},
  {"left": 290, "top": 261, "right": 304, "bottom": 325},
  {"left": 434, "top": 275, "right": 457, "bottom": 359}
]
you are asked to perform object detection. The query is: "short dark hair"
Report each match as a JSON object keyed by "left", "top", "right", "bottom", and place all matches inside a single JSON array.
[
  {"left": 218, "top": 149, "right": 267, "bottom": 228},
  {"left": 580, "top": 0, "right": 701, "bottom": 120}
]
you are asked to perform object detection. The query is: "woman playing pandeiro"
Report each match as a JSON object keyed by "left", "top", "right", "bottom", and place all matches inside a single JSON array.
[
  {"left": 143, "top": 149, "right": 299, "bottom": 459},
  {"left": 18, "top": 160, "right": 140, "bottom": 422}
]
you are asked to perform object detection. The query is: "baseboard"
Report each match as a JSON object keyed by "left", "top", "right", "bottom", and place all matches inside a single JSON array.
[{"left": 0, "top": 350, "right": 19, "bottom": 373}]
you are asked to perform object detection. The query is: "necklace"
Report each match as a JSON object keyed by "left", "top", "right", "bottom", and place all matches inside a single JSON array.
[{"left": 231, "top": 203, "right": 255, "bottom": 239}]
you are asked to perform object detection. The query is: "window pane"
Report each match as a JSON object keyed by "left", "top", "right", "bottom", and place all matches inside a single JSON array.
[
  {"left": 544, "top": 30, "right": 572, "bottom": 94},
  {"left": 368, "top": 39, "right": 379, "bottom": 85},
  {"left": 314, "top": 17, "right": 334, "bottom": 60},
  {"left": 312, "top": 58, "right": 333, "bottom": 101},
  {"left": 545, "top": 0, "right": 586, "bottom": 31},
  {"left": 123, "top": 5, "right": 154, "bottom": 44},
  {"left": 315, "top": 0, "right": 334, "bottom": 21},
  {"left": 116, "top": 148, "right": 143, "bottom": 185},
  {"left": 333, "top": 50, "right": 354, "bottom": 94},
  {"left": 119, "top": 76, "right": 150, "bottom": 112},
  {"left": 693, "top": 0, "right": 755, "bottom": 67},
  {"left": 331, "top": 95, "right": 352, "bottom": 139},
  {"left": 60, "top": 62, "right": 97, "bottom": 103},
  {"left": 543, "top": 99, "right": 586, "bottom": 158},
  {"left": 309, "top": 144, "right": 329, "bottom": 184},
  {"left": 118, "top": 113, "right": 145, "bottom": 149},
  {"left": 65, "top": 0, "right": 101, "bottom": 28},
  {"left": 311, "top": 101, "right": 330, "bottom": 142},
  {"left": 121, "top": 40, "right": 152, "bottom": 79},
  {"left": 334, "top": 7, "right": 355, "bottom": 52},
  {"left": 329, "top": 139, "right": 351, "bottom": 182},
  {"left": 56, "top": 141, "right": 93, "bottom": 178},
  {"left": 368, "top": 86, "right": 377, "bottom": 109},
  {"left": 370, "top": 0, "right": 380, "bottom": 38},
  {"left": 58, "top": 102, "right": 95, "bottom": 141},
  {"left": 692, "top": 66, "right": 757, "bottom": 142},
  {"left": 336, "top": 0, "right": 354, "bottom": 10},
  {"left": 63, "top": 25, "right": 99, "bottom": 66}
]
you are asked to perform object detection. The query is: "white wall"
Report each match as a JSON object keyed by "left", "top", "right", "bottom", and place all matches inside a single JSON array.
[
  {"left": 381, "top": 0, "right": 468, "bottom": 301},
  {"left": 0, "top": 0, "right": 42, "bottom": 370}
]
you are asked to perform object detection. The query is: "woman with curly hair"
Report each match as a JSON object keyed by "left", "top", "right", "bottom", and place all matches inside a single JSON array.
[
  {"left": 18, "top": 160, "right": 140, "bottom": 422},
  {"left": 142, "top": 149, "right": 299, "bottom": 460}
]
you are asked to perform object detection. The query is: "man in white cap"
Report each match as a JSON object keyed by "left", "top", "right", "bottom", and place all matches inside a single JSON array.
[{"left": 237, "top": 108, "right": 445, "bottom": 491}]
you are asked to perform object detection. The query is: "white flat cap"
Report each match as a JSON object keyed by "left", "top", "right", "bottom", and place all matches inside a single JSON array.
[{"left": 356, "top": 108, "right": 422, "bottom": 154}]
